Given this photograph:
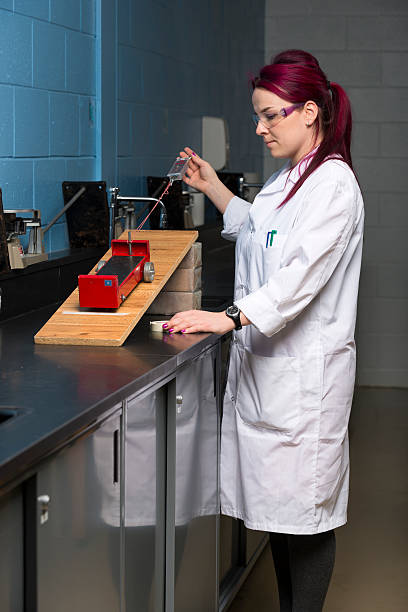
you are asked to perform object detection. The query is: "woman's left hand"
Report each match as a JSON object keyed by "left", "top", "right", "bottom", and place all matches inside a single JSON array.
[{"left": 163, "top": 310, "right": 235, "bottom": 335}]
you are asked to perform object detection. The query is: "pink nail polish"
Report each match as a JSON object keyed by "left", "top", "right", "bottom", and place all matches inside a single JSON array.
[
  {"left": 192, "top": 152, "right": 196, "bottom": 156},
  {"left": 181, "top": 329, "right": 186, "bottom": 333},
  {"left": 162, "top": 323, "right": 168, "bottom": 328},
  {"left": 169, "top": 328, "right": 174, "bottom": 333}
]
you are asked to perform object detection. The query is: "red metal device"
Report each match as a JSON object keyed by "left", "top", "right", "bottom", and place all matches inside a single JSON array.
[{"left": 78, "top": 238, "right": 155, "bottom": 309}]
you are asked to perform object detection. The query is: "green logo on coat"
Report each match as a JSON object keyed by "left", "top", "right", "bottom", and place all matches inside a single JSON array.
[{"left": 266, "top": 230, "right": 277, "bottom": 248}]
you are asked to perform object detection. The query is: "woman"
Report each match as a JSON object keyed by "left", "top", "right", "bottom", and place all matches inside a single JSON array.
[{"left": 165, "top": 49, "right": 364, "bottom": 611}]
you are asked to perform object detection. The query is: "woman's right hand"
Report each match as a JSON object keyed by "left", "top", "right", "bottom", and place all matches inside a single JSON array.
[{"left": 179, "top": 147, "right": 220, "bottom": 196}]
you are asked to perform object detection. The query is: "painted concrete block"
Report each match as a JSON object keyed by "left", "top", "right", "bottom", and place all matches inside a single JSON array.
[
  {"left": 118, "top": 45, "right": 143, "bottom": 102},
  {"left": 382, "top": 53, "right": 408, "bottom": 86},
  {"left": 266, "top": 16, "right": 346, "bottom": 51},
  {"left": 358, "top": 263, "right": 377, "bottom": 298},
  {"left": 15, "top": 88, "right": 49, "bottom": 157},
  {"left": 347, "top": 17, "right": 408, "bottom": 51},
  {"left": 317, "top": 52, "right": 382, "bottom": 86},
  {"left": 354, "top": 157, "right": 408, "bottom": 193},
  {"left": 349, "top": 88, "right": 408, "bottom": 123},
  {"left": 378, "top": 193, "right": 408, "bottom": 227},
  {"left": 358, "top": 297, "right": 408, "bottom": 334},
  {"left": 141, "top": 51, "right": 164, "bottom": 105},
  {"left": 0, "top": 0, "right": 12, "bottom": 9},
  {"left": 0, "top": 10, "right": 32, "bottom": 85},
  {"left": 362, "top": 192, "right": 380, "bottom": 227},
  {"left": 377, "top": 334, "right": 408, "bottom": 369},
  {"left": 118, "top": 0, "right": 130, "bottom": 44},
  {"left": 66, "top": 31, "right": 95, "bottom": 95},
  {"left": 118, "top": 102, "right": 131, "bottom": 157},
  {"left": 117, "top": 157, "right": 142, "bottom": 196},
  {"left": 130, "top": 104, "right": 150, "bottom": 157},
  {"left": 50, "top": 93, "right": 79, "bottom": 156},
  {"left": 0, "top": 84, "right": 13, "bottom": 157},
  {"left": 380, "top": 124, "right": 408, "bottom": 158},
  {"left": 15, "top": 0, "right": 49, "bottom": 20},
  {"left": 363, "top": 227, "right": 408, "bottom": 263},
  {"left": 34, "top": 158, "right": 67, "bottom": 225},
  {"left": 354, "top": 332, "right": 378, "bottom": 369},
  {"left": 79, "top": 96, "right": 96, "bottom": 156},
  {"left": 81, "top": 0, "right": 95, "bottom": 35},
  {"left": 33, "top": 21, "right": 65, "bottom": 91},
  {"left": 351, "top": 123, "right": 380, "bottom": 158},
  {"left": 378, "top": 264, "right": 408, "bottom": 298},
  {"left": 50, "top": 0, "right": 80, "bottom": 31},
  {"left": 44, "top": 221, "right": 69, "bottom": 254},
  {"left": 65, "top": 157, "right": 95, "bottom": 181},
  {"left": 0, "top": 159, "right": 33, "bottom": 208}
]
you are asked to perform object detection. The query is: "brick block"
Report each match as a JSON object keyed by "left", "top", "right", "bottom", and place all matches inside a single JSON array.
[
  {"left": 33, "top": 21, "right": 65, "bottom": 91},
  {"left": 65, "top": 158, "right": 95, "bottom": 181},
  {"left": 351, "top": 123, "right": 380, "bottom": 158},
  {"left": 380, "top": 124, "right": 408, "bottom": 157},
  {"left": 382, "top": 53, "right": 408, "bottom": 86},
  {"left": 354, "top": 157, "right": 408, "bottom": 193},
  {"left": 318, "top": 52, "right": 382, "bottom": 86},
  {"left": 362, "top": 192, "right": 380, "bottom": 227},
  {"left": 118, "top": 45, "right": 143, "bottom": 102},
  {"left": 50, "top": 93, "right": 79, "bottom": 156},
  {"left": 163, "top": 267, "right": 202, "bottom": 292},
  {"left": 347, "top": 17, "right": 408, "bottom": 51},
  {"left": 358, "top": 263, "right": 377, "bottom": 298},
  {"left": 34, "top": 159, "right": 67, "bottom": 225},
  {"left": 378, "top": 264, "right": 408, "bottom": 297},
  {"left": 81, "top": 0, "right": 95, "bottom": 35},
  {"left": 79, "top": 97, "right": 96, "bottom": 156},
  {"left": 349, "top": 88, "right": 408, "bottom": 122},
  {"left": 363, "top": 227, "right": 408, "bottom": 263},
  {"left": 378, "top": 193, "right": 408, "bottom": 227},
  {"left": 66, "top": 31, "right": 95, "bottom": 95},
  {"left": 0, "top": 1, "right": 12, "bottom": 9},
  {"left": 0, "top": 85, "right": 13, "bottom": 157},
  {"left": 15, "top": 88, "right": 49, "bottom": 157},
  {"left": 0, "top": 11, "right": 31, "bottom": 86},
  {"left": 147, "top": 290, "right": 202, "bottom": 315},
  {"left": 377, "top": 333, "right": 408, "bottom": 369},
  {"left": 0, "top": 159, "right": 33, "bottom": 208},
  {"left": 358, "top": 297, "right": 408, "bottom": 333},
  {"left": 50, "top": 0, "right": 80, "bottom": 31},
  {"left": 15, "top": 0, "right": 49, "bottom": 20},
  {"left": 266, "top": 16, "right": 346, "bottom": 51},
  {"left": 179, "top": 242, "right": 202, "bottom": 269}
]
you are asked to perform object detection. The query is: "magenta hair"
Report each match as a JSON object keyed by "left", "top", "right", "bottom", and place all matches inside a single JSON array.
[{"left": 252, "top": 49, "right": 355, "bottom": 206}]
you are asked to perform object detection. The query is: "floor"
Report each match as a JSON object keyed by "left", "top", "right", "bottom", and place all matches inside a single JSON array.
[{"left": 228, "top": 387, "right": 408, "bottom": 612}]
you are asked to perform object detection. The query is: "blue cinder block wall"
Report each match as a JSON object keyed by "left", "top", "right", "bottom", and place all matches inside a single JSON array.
[
  {"left": 0, "top": 0, "right": 96, "bottom": 253},
  {"left": 0, "top": 0, "right": 265, "bottom": 254}
]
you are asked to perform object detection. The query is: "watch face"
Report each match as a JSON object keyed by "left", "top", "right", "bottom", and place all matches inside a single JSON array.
[{"left": 227, "top": 305, "right": 239, "bottom": 316}]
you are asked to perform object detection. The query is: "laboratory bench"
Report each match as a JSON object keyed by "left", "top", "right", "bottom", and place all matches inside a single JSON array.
[{"left": 0, "top": 227, "right": 267, "bottom": 612}]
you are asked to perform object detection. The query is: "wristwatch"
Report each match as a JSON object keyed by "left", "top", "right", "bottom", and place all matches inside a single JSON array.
[{"left": 225, "top": 304, "right": 242, "bottom": 331}]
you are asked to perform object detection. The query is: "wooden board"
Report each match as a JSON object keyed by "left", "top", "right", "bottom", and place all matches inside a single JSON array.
[{"left": 34, "top": 229, "right": 198, "bottom": 346}]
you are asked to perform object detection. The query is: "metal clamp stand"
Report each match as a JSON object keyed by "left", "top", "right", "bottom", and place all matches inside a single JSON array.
[{"left": 109, "top": 187, "right": 168, "bottom": 241}]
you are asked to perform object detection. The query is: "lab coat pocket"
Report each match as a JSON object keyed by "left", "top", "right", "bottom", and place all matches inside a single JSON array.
[
  {"left": 235, "top": 350, "right": 300, "bottom": 432},
  {"left": 262, "top": 233, "right": 288, "bottom": 277}
]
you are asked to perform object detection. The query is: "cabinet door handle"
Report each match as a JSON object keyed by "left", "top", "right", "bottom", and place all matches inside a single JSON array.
[{"left": 113, "top": 429, "right": 119, "bottom": 484}]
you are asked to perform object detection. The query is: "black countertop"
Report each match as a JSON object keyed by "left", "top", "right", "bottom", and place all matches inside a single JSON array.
[{"left": 0, "top": 305, "right": 224, "bottom": 492}]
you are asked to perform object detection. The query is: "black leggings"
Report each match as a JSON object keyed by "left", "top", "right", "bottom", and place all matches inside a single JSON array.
[{"left": 269, "top": 530, "right": 336, "bottom": 612}]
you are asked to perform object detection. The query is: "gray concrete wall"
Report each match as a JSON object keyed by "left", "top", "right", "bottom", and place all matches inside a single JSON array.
[{"left": 264, "top": 0, "right": 408, "bottom": 387}]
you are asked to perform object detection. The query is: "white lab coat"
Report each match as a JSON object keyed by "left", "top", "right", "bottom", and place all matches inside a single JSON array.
[{"left": 220, "top": 157, "right": 364, "bottom": 534}]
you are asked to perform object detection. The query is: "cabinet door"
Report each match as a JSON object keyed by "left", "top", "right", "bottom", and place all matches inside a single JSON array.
[
  {"left": 0, "top": 486, "right": 24, "bottom": 612},
  {"left": 124, "top": 387, "right": 166, "bottom": 612},
  {"left": 36, "top": 410, "right": 121, "bottom": 612},
  {"left": 172, "top": 346, "right": 219, "bottom": 612}
]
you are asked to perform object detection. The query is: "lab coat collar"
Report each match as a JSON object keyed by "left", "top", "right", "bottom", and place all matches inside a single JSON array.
[{"left": 261, "top": 148, "right": 319, "bottom": 195}]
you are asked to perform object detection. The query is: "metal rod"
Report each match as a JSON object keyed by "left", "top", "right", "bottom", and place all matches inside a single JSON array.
[{"left": 42, "top": 186, "right": 86, "bottom": 235}]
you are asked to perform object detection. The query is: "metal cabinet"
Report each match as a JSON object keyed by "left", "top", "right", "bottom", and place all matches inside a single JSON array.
[
  {"left": 35, "top": 409, "right": 122, "bottom": 612},
  {"left": 0, "top": 486, "right": 24, "bottom": 612},
  {"left": 172, "top": 346, "right": 220, "bottom": 612},
  {"left": 124, "top": 387, "right": 166, "bottom": 612}
]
